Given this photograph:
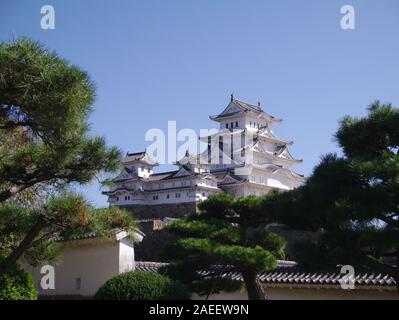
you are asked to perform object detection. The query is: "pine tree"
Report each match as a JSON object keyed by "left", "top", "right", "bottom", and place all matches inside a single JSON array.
[
  {"left": 269, "top": 102, "right": 399, "bottom": 293},
  {"left": 161, "top": 193, "right": 286, "bottom": 300},
  {"left": 0, "top": 39, "right": 125, "bottom": 272}
]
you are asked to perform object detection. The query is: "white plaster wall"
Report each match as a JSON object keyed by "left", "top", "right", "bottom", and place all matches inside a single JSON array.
[
  {"left": 196, "top": 190, "right": 212, "bottom": 201},
  {"left": 267, "top": 177, "right": 291, "bottom": 190},
  {"left": 113, "top": 193, "right": 145, "bottom": 205},
  {"left": 272, "top": 157, "right": 294, "bottom": 169},
  {"left": 24, "top": 240, "right": 120, "bottom": 297},
  {"left": 137, "top": 166, "right": 152, "bottom": 178},
  {"left": 219, "top": 116, "right": 242, "bottom": 130},
  {"left": 244, "top": 115, "right": 266, "bottom": 132},
  {"left": 146, "top": 190, "right": 194, "bottom": 204},
  {"left": 257, "top": 141, "right": 276, "bottom": 153},
  {"left": 119, "top": 238, "right": 135, "bottom": 273},
  {"left": 197, "top": 179, "right": 218, "bottom": 188},
  {"left": 232, "top": 132, "right": 243, "bottom": 150},
  {"left": 147, "top": 177, "right": 195, "bottom": 191}
]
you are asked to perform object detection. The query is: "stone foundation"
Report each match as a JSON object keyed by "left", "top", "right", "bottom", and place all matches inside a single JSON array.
[
  {"left": 119, "top": 202, "right": 197, "bottom": 220},
  {"left": 118, "top": 202, "right": 197, "bottom": 261},
  {"left": 134, "top": 221, "right": 175, "bottom": 261}
]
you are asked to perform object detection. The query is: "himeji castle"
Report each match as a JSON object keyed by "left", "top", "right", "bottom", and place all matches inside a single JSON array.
[{"left": 103, "top": 95, "right": 304, "bottom": 218}]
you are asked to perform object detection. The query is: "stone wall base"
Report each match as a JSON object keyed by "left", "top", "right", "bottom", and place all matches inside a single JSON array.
[
  {"left": 119, "top": 202, "right": 197, "bottom": 220},
  {"left": 118, "top": 202, "right": 197, "bottom": 261}
]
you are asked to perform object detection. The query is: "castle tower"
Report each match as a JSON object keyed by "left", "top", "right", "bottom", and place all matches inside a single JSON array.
[{"left": 199, "top": 96, "right": 304, "bottom": 196}]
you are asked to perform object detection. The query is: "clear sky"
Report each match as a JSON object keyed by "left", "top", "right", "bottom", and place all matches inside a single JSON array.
[{"left": 1, "top": 0, "right": 398, "bottom": 207}]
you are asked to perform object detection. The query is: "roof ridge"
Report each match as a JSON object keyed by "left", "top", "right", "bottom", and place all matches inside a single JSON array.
[
  {"left": 150, "top": 170, "right": 179, "bottom": 176},
  {"left": 127, "top": 151, "right": 146, "bottom": 156},
  {"left": 233, "top": 99, "right": 261, "bottom": 108}
]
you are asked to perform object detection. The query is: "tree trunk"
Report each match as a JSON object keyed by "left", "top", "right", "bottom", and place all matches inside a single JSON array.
[
  {"left": 241, "top": 269, "right": 268, "bottom": 300},
  {"left": 396, "top": 249, "right": 399, "bottom": 296},
  {"left": 0, "top": 216, "right": 47, "bottom": 273},
  {"left": 0, "top": 184, "right": 29, "bottom": 203}
]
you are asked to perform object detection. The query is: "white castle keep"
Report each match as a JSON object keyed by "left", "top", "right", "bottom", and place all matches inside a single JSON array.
[{"left": 103, "top": 96, "right": 304, "bottom": 208}]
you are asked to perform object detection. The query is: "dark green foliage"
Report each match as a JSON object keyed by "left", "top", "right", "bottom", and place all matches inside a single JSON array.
[
  {"left": 0, "top": 39, "right": 94, "bottom": 143},
  {"left": 0, "top": 258, "right": 37, "bottom": 300},
  {"left": 269, "top": 101, "right": 399, "bottom": 290},
  {"left": 0, "top": 38, "right": 125, "bottom": 271},
  {"left": 94, "top": 271, "right": 190, "bottom": 300},
  {"left": 0, "top": 39, "right": 121, "bottom": 192},
  {"left": 162, "top": 193, "right": 285, "bottom": 300}
]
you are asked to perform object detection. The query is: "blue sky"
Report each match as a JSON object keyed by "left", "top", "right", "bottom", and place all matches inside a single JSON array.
[{"left": 1, "top": 0, "right": 398, "bottom": 207}]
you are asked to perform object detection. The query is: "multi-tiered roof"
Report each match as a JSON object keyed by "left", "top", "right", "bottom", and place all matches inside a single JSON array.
[{"left": 201, "top": 96, "right": 304, "bottom": 194}]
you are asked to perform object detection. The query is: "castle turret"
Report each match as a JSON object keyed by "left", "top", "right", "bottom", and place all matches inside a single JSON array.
[{"left": 122, "top": 151, "right": 158, "bottom": 178}]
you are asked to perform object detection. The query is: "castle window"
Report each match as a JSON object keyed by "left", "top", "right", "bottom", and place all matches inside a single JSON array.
[
  {"left": 167, "top": 194, "right": 169, "bottom": 199},
  {"left": 219, "top": 136, "right": 223, "bottom": 152},
  {"left": 207, "top": 136, "right": 211, "bottom": 163},
  {"left": 230, "top": 122, "right": 233, "bottom": 128},
  {"left": 75, "top": 277, "right": 81, "bottom": 290},
  {"left": 225, "top": 123, "right": 228, "bottom": 129},
  {"left": 250, "top": 121, "right": 252, "bottom": 126},
  {"left": 116, "top": 197, "right": 119, "bottom": 201},
  {"left": 175, "top": 193, "right": 181, "bottom": 198},
  {"left": 202, "top": 192, "right": 205, "bottom": 197},
  {"left": 236, "top": 121, "right": 238, "bottom": 127}
]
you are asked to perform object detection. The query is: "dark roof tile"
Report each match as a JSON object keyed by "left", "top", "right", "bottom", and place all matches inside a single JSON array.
[{"left": 135, "top": 261, "right": 396, "bottom": 288}]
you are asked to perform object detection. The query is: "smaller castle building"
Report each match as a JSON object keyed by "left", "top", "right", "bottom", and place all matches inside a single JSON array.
[{"left": 104, "top": 150, "right": 220, "bottom": 208}]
